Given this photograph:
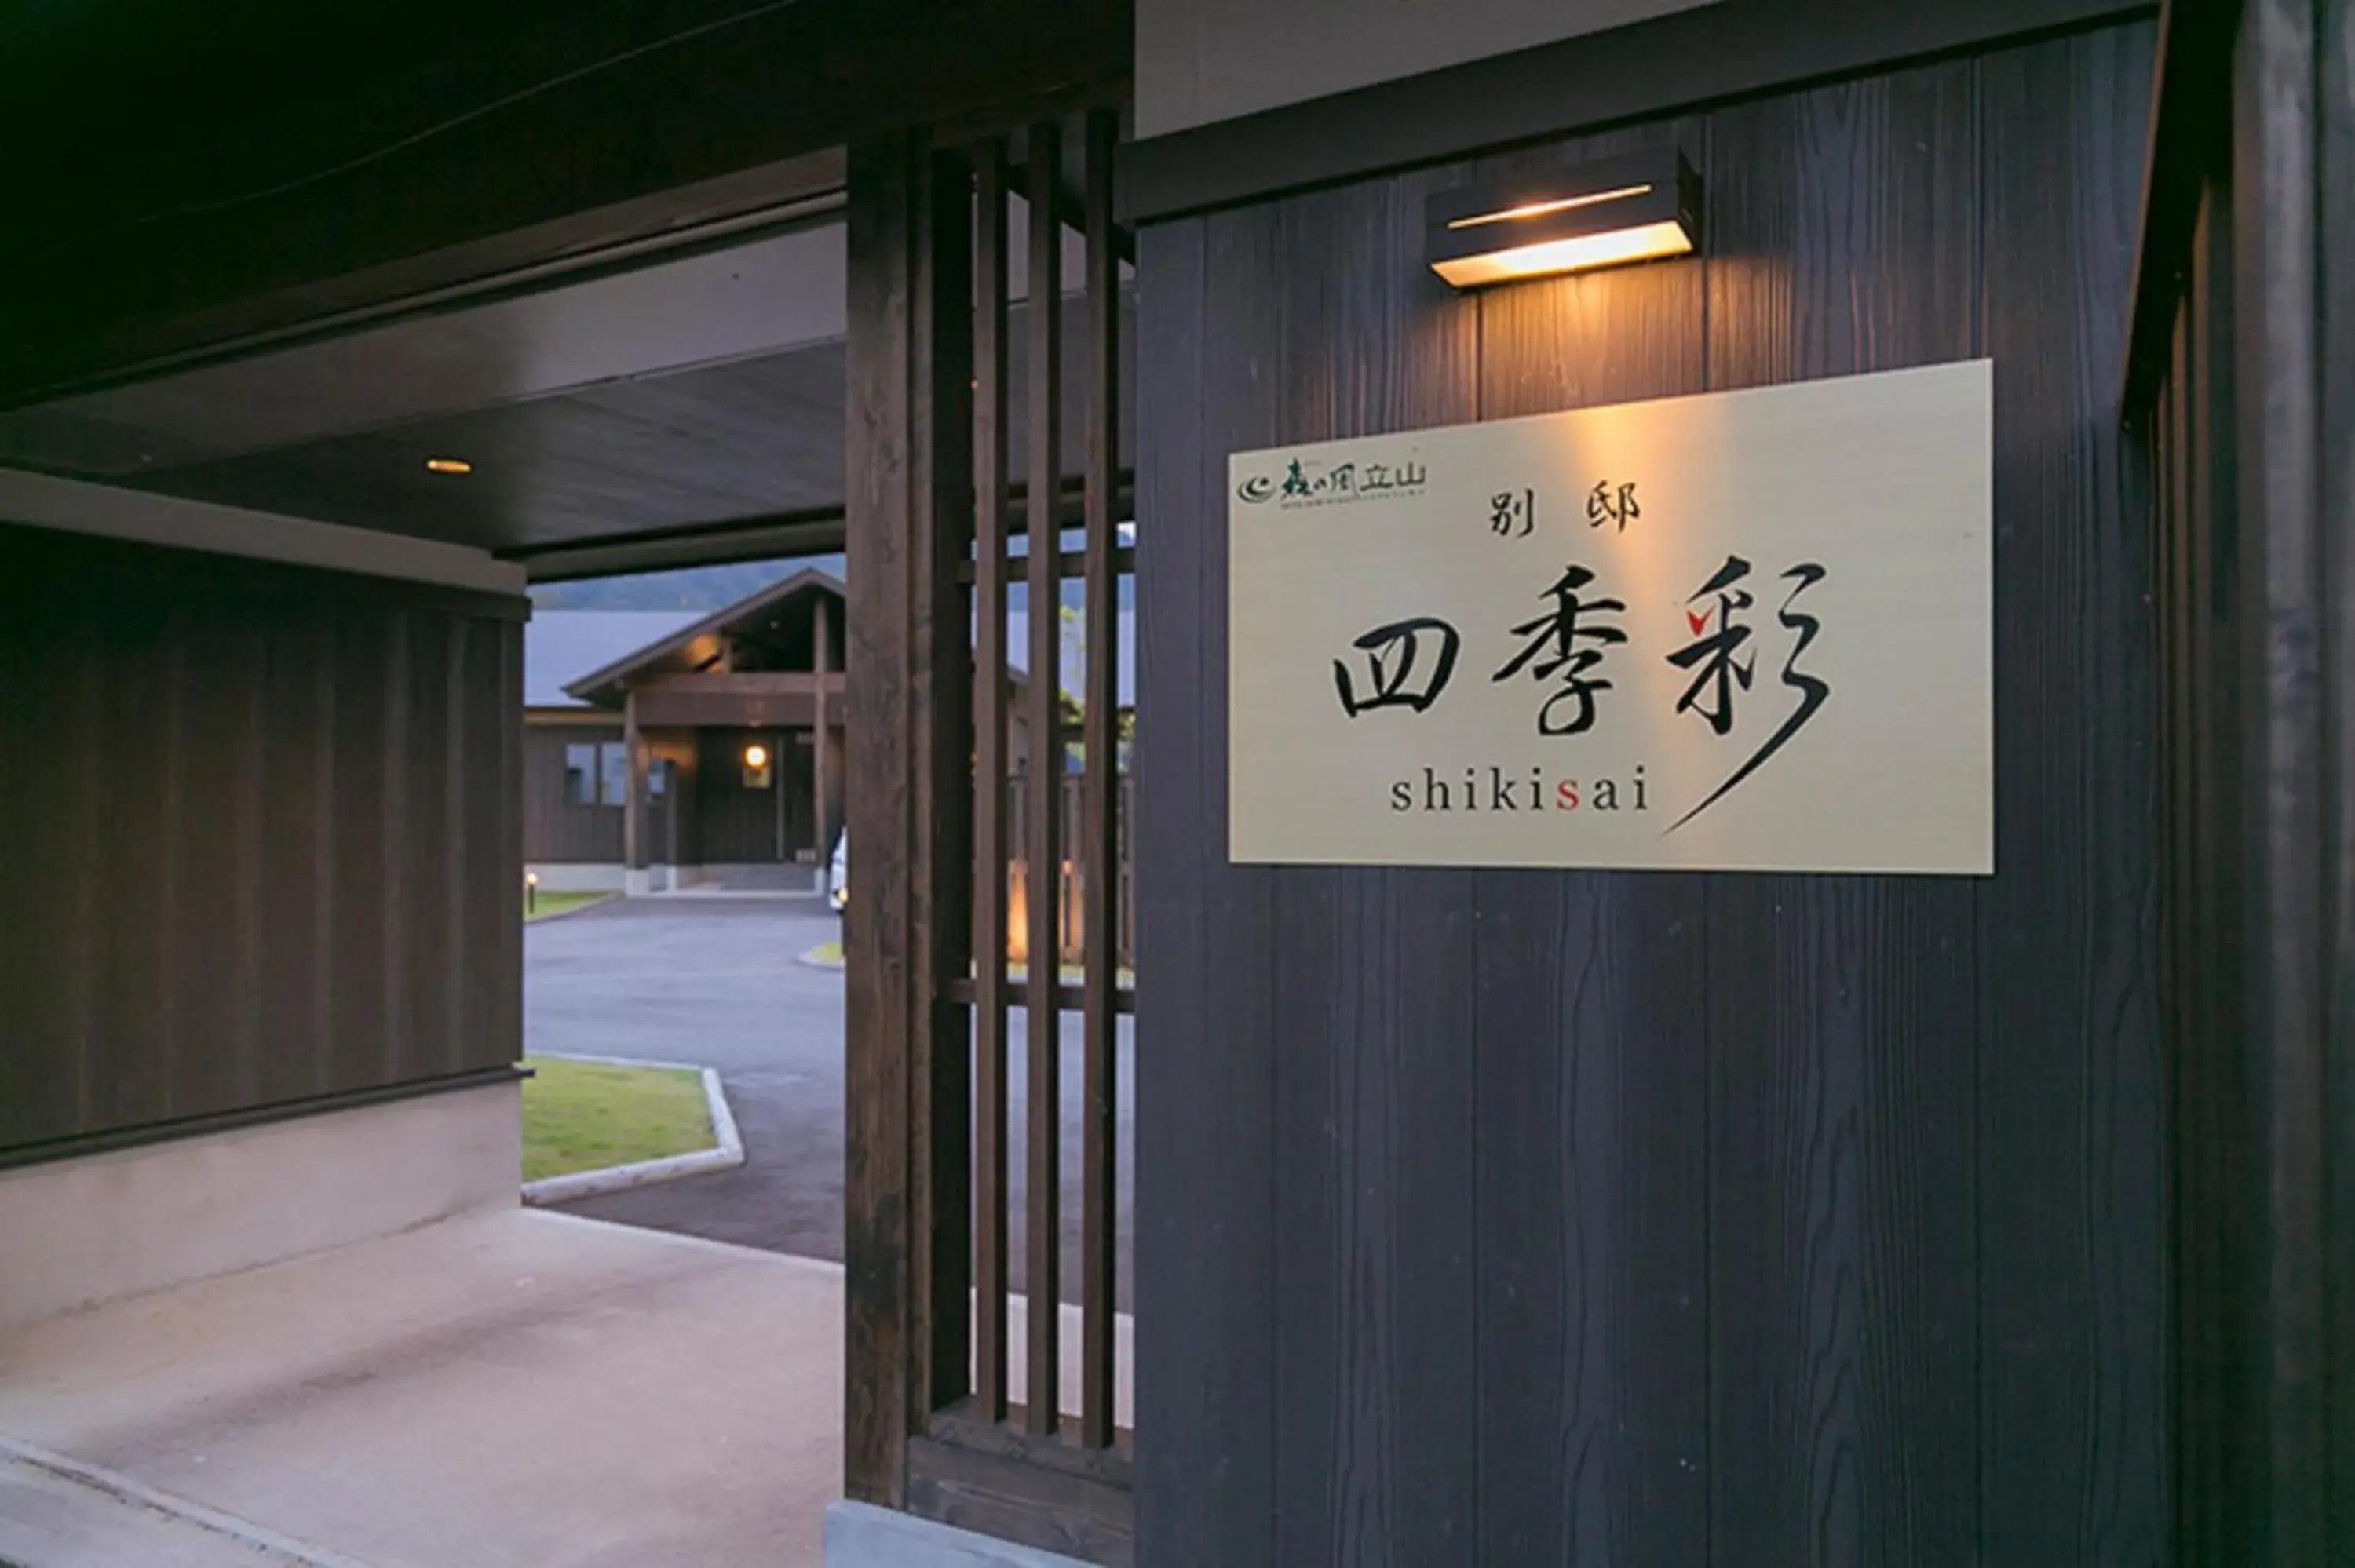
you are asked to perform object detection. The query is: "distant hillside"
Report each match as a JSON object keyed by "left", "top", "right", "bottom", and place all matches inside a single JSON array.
[{"left": 531, "top": 557, "right": 833, "bottom": 611}]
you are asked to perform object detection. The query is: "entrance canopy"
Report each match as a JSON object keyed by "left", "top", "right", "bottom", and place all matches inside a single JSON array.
[{"left": 0, "top": 0, "right": 1127, "bottom": 579}]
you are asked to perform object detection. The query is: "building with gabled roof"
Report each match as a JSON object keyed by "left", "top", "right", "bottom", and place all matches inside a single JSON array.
[{"left": 524, "top": 568, "right": 852, "bottom": 892}]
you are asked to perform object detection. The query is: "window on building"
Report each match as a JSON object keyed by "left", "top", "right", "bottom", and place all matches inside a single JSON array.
[
  {"left": 648, "top": 760, "right": 668, "bottom": 800},
  {"left": 564, "top": 744, "right": 597, "bottom": 805},
  {"left": 599, "top": 742, "right": 628, "bottom": 805}
]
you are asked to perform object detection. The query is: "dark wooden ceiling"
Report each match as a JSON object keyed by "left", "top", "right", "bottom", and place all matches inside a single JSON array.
[
  {"left": 2, "top": 0, "right": 1133, "bottom": 561},
  {"left": 104, "top": 345, "right": 853, "bottom": 552},
  {"left": 0, "top": 261, "right": 1131, "bottom": 556},
  {"left": 0, "top": 0, "right": 1130, "bottom": 403}
]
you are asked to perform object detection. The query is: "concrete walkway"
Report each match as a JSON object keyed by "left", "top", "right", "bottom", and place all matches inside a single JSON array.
[{"left": 0, "top": 1209, "right": 843, "bottom": 1568}]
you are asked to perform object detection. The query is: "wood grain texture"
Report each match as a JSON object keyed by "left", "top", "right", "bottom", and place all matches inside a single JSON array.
[
  {"left": 843, "top": 133, "right": 920, "bottom": 1508},
  {"left": 1023, "top": 118, "right": 1068, "bottom": 1438},
  {"left": 0, "top": 525, "right": 523, "bottom": 1156},
  {"left": 2317, "top": 5, "right": 2355, "bottom": 1553},
  {"left": 1131, "top": 205, "right": 1282, "bottom": 1567},
  {"left": 912, "top": 140, "right": 976, "bottom": 1423},
  {"left": 690, "top": 729, "right": 814, "bottom": 863},
  {"left": 1702, "top": 60, "right": 1984, "bottom": 1566},
  {"left": 1978, "top": 25, "right": 2167, "bottom": 1566},
  {"left": 2164, "top": 177, "right": 2261, "bottom": 1568},
  {"left": 520, "top": 722, "right": 626, "bottom": 864},
  {"left": 906, "top": 1434, "right": 1134, "bottom": 1566},
  {"left": 1134, "top": 20, "right": 2166, "bottom": 1567},
  {"left": 1078, "top": 107, "right": 1123, "bottom": 1452},
  {"left": 2142, "top": 3, "right": 2355, "bottom": 1553},
  {"left": 1466, "top": 114, "right": 1713, "bottom": 1568},
  {"left": 1265, "top": 164, "right": 1482, "bottom": 1568},
  {"left": 973, "top": 137, "right": 1016, "bottom": 1426},
  {"left": 2234, "top": 5, "right": 2335, "bottom": 1558}
]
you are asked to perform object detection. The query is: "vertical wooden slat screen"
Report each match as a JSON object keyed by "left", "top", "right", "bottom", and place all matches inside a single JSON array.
[
  {"left": 1021, "top": 116, "right": 1065, "bottom": 1439},
  {"left": 1077, "top": 106, "right": 1122, "bottom": 1450},
  {"left": 1005, "top": 773, "right": 1137, "bottom": 970},
  {"left": 972, "top": 137, "right": 1013, "bottom": 1426},
  {"left": 940, "top": 108, "right": 1130, "bottom": 1466},
  {"left": 856, "top": 114, "right": 1134, "bottom": 1558}
]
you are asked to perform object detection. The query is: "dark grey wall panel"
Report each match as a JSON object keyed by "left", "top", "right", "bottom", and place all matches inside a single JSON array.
[
  {"left": 1469, "top": 114, "right": 1713, "bottom": 1566},
  {"left": 1977, "top": 27, "right": 2164, "bottom": 1562},
  {"left": 1263, "top": 164, "right": 1483, "bottom": 1568},
  {"left": 1700, "top": 59, "right": 1986, "bottom": 1566},
  {"left": 2138, "top": 1, "right": 2354, "bottom": 1555},
  {"left": 1134, "top": 19, "right": 2163, "bottom": 1566},
  {"left": 1132, "top": 206, "right": 1283, "bottom": 1567},
  {"left": 0, "top": 524, "right": 525, "bottom": 1155}
]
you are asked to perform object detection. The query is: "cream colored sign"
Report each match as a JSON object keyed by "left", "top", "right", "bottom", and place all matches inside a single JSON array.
[{"left": 1228, "top": 360, "right": 1994, "bottom": 874}]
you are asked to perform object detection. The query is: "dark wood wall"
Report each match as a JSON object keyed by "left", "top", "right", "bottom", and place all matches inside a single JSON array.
[
  {"left": 693, "top": 728, "right": 816, "bottom": 864},
  {"left": 648, "top": 730, "right": 701, "bottom": 868},
  {"left": 521, "top": 720, "right": 624, "bottom": 863},
  {"left": 1134, "top": 20, "right": 2165, "bottom": 1566},
  {"left": 521, "top": 720, "right": 808, "bottom": 867},
  {"left": 2135, "top": 0, "right": 2355, "bottom": 1558},
  {"left": 0, "top": 524, "right": 525, "bottom": 1156}
]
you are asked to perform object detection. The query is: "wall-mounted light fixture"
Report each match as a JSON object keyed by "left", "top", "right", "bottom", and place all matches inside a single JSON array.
[
  {"left": 424, "top": 457, "right": 473, "bottom": 475},
  {"left": 1426, "top": 150, "right": 1700, "bottom": 290}
]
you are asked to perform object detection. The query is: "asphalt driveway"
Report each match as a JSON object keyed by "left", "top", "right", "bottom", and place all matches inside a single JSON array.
[{"left": 526, "top": 897, "right": 1134, "bottom": 1311}]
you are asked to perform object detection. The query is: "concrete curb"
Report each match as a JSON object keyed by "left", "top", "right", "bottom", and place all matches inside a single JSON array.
[
  {"left": 0, "top": 1433, "right": 372, "bottom": 1568},
  {"left": 521, "top": 894, "right": 616, "bottom": 926},
  {"left": 520, "top": 1053, "right": 744, "bottom": 1206},
  {"left": 824, "top": 1499, "right": 1096, "bottom": 1567}
]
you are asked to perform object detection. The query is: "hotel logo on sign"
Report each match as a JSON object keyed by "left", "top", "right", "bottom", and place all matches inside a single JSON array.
[{"left": 1235, "top": 454, "right": 1429, "bottom": 509}]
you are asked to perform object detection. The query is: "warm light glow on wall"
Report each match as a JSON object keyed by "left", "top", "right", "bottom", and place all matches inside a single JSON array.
[
  {"left": 424, "top": 457, "right": 473, "bottom": 475},
  {"left": 743, "top": 743, "right": 770, "bottom": 769},
  {"left": 1431, "top": 218, "right": 1694, "bottom": 288},
  {"left": 1426, "top": 150, "right": 1699, "bottom": 290}
]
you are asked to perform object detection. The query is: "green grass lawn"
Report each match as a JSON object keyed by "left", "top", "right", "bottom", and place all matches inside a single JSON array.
[
  {"left": 520, "top": 1055, "right": 714, "bottom": 1183},
  {"left": 524, "top": 891, "right": 612, "bottom": 921}
]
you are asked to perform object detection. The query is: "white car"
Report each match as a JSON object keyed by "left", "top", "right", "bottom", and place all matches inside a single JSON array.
[{"left": 828, "top": 831, "right": 849, "bottom": 939}]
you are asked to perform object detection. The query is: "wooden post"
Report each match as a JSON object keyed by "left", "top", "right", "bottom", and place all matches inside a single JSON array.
[
  {"left": 845, "top": 135, "right": 917, "bottom": 1508},
  {"left": 622, "top": 688, "right": 645, "bottom": 877},
  {"left": 842, "top": 129, "right": 973, "bottom": 1509},
  {"left": 773, "top": 727, "right": 787, "bottom": 864},
  {"left": 971, "top": 134, "right": 1013, "bottom": 1424},
  {"left": 1075, "top": 106, "right": 1121, "bottom": 1449},
  {"left": 666, "top": 749, "right": 680, "bottom": 866},
  {"left": 816, "top": 596, "right": 833, "bottom": 878},
  {"left": 1021, "top": 116, "right": 1064, "bottom": 1439},
  {"left": 2232, "top": 3, "right": 2343, "bottom": 1553},
  {"left": 915, "top": 137, "right": 977, "bottom": 1436}
]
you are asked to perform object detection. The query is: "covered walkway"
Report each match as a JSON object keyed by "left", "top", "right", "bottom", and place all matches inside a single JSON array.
[
  {"left": 0, "top": 1211, "right": 844, "bottom": 1568},
  {"left": 0, "top": 1209, "right": 1126, "bottom": 1568}
]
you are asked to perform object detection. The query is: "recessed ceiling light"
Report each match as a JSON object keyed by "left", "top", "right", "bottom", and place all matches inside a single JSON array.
[{"left": 424, "top": 457, "right": 473, "bottom": 475}]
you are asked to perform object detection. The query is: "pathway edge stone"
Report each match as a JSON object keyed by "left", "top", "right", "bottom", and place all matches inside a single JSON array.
[{"left": 520, "top": 1054, "right": 745, "bottom": 1206}]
